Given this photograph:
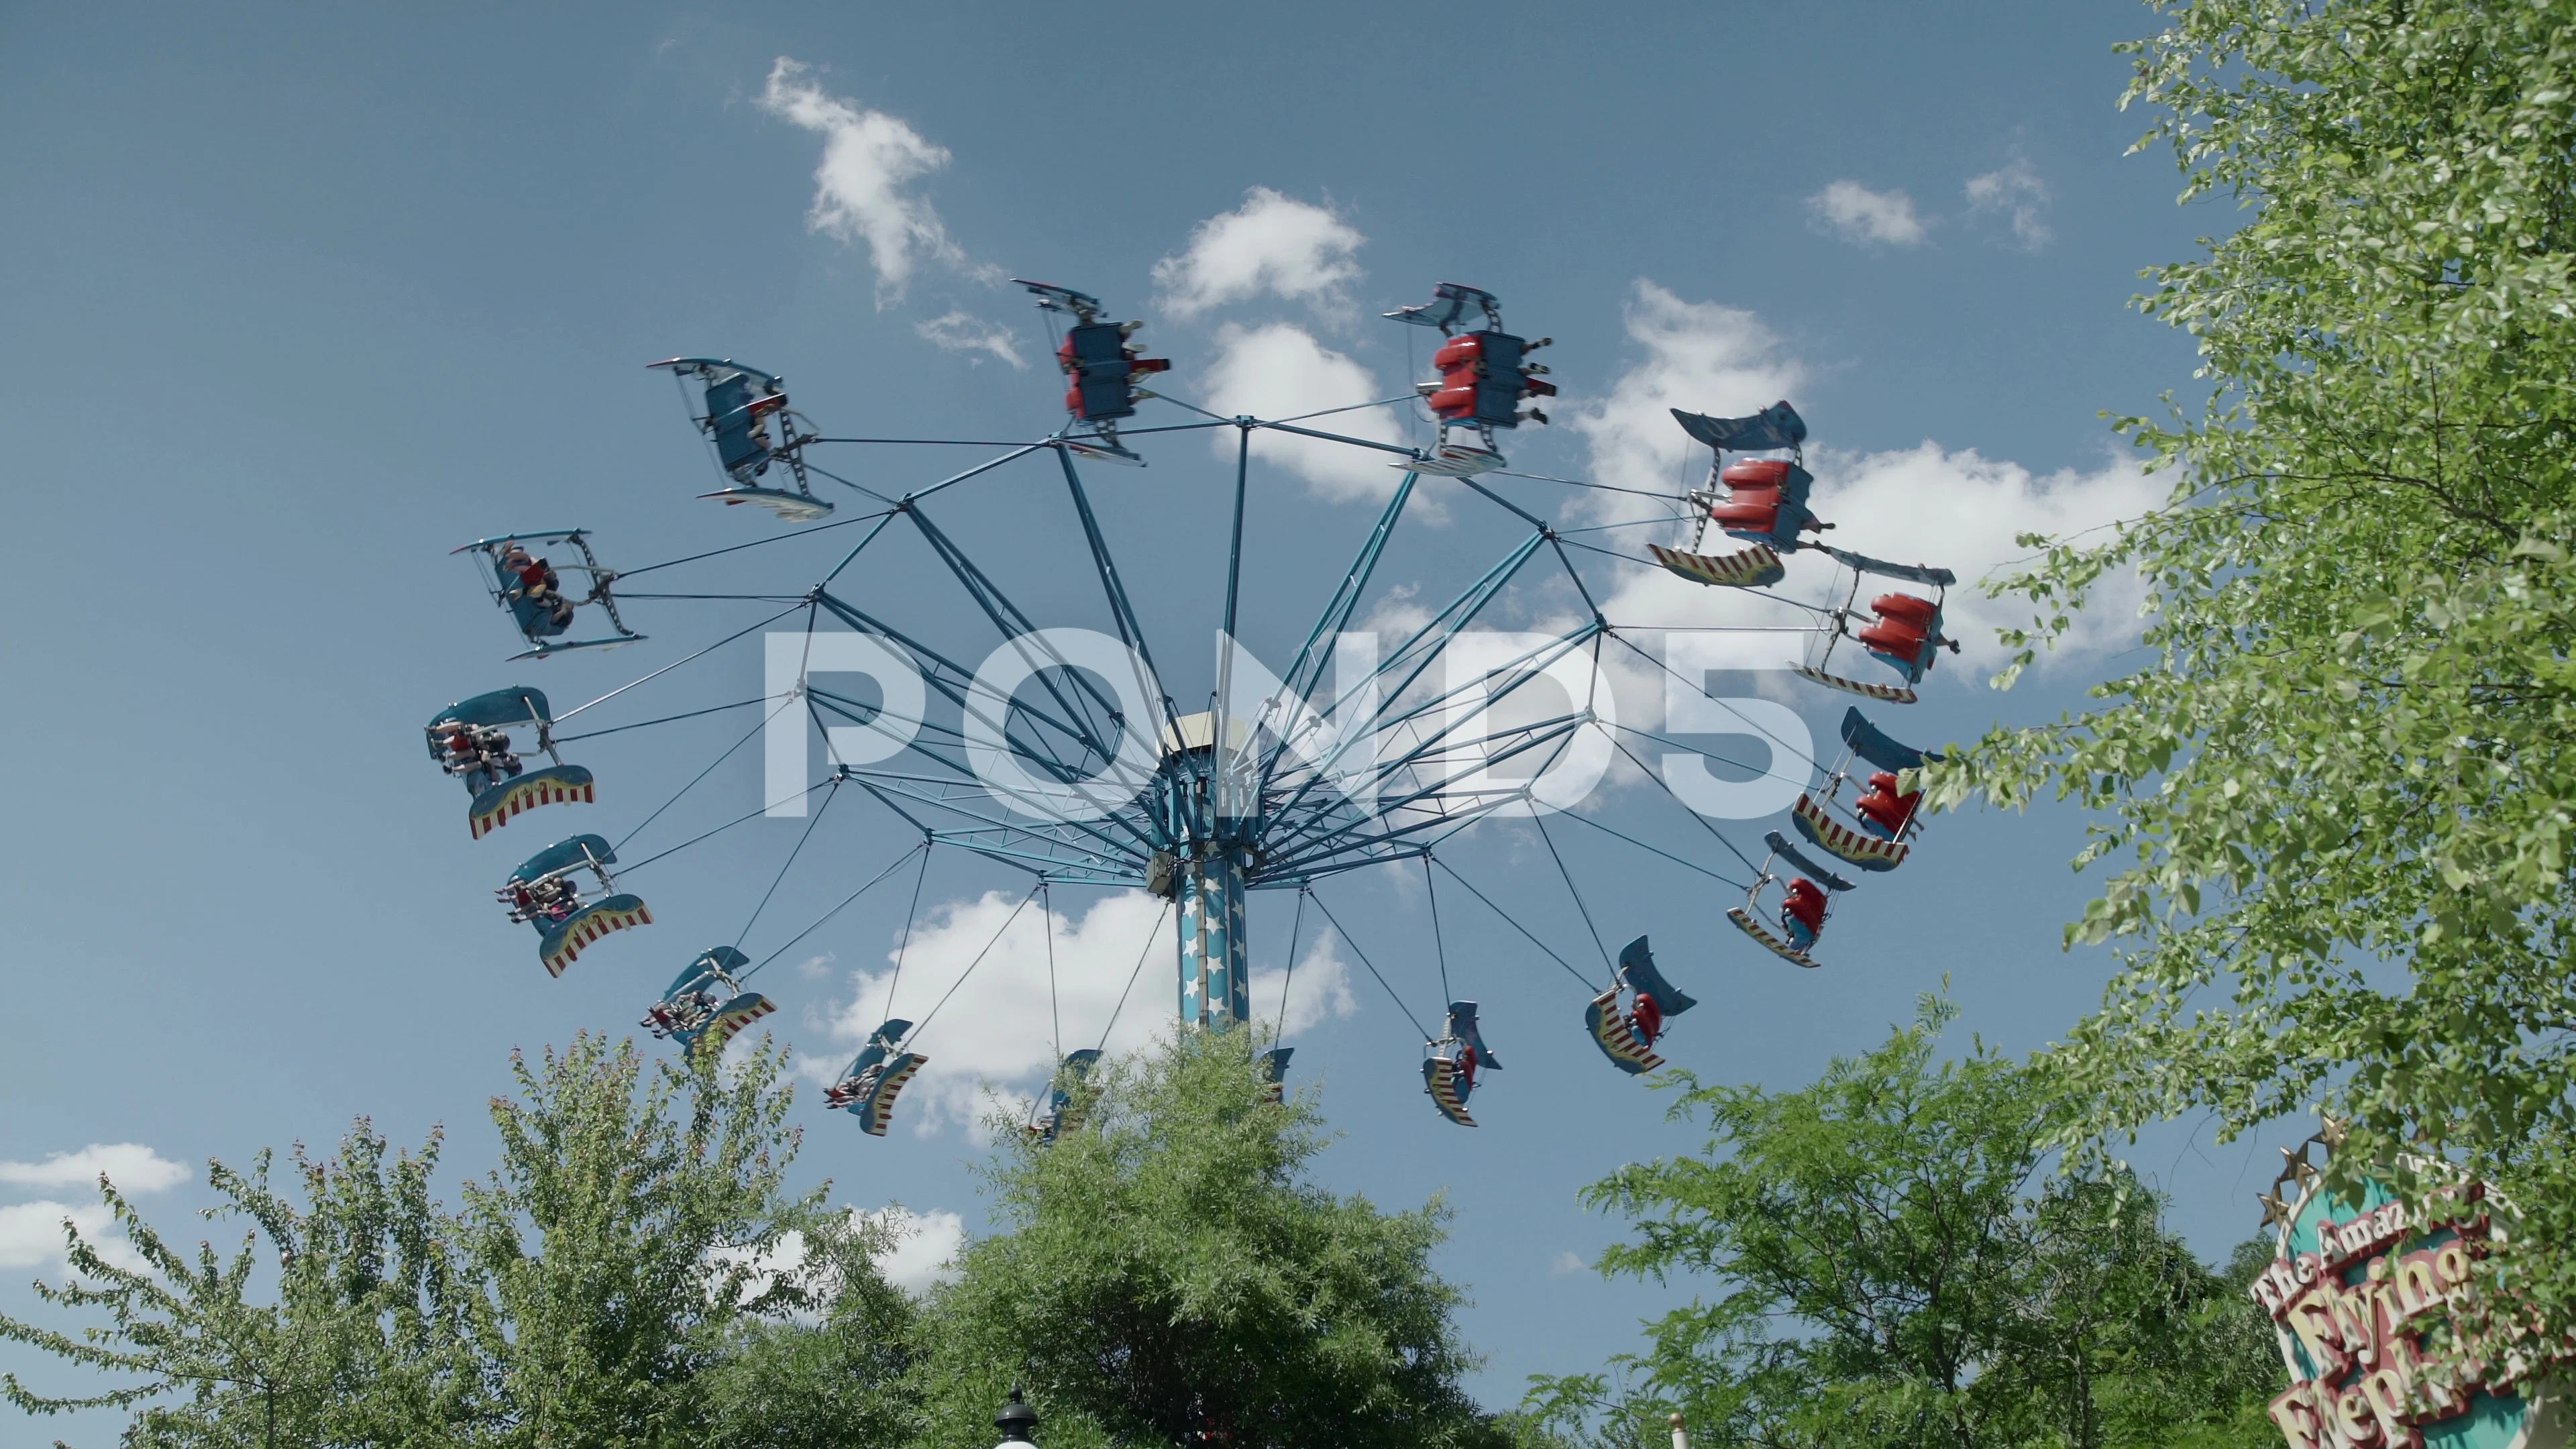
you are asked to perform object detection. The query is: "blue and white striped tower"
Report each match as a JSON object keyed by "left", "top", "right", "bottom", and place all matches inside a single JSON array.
[{"left": 1177, "top": 849, "right": 1250, "bottom": 1027}]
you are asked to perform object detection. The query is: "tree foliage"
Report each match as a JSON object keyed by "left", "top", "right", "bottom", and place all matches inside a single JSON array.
[
  {"left": 1923, "top": 0, "right": 2576, "bottom": 1368},
  {"left": 0, "top": 1034, "right": 852, "bottom": 1448},
  {"left": 913, "top": 1028, "right": 1500, "bottom": 1449},
  {"left": 1523, "top": 1001, "right": 2280, "bottom": 1449}
]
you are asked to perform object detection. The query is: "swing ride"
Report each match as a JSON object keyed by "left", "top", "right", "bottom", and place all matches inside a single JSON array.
[{"left": 417, "top": 272, "right": 1973, "bottom": 1139}]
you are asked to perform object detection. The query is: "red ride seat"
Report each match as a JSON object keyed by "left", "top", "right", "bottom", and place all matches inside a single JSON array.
[
  {"left": 1781, "top": 879, "right": 1827, "bottom": 930},
  {"left": 1628, "top": 991, "right": 1664, "bottom": 1046},
  {"left": 1858, "top": 618, "right": 1930, "bottom": 656},
  {"left": 1854, "top": 771, "right": 1921, "bottom": 835},
  {"left": 1871, "top": 593, "right": 1938, "bottom": 627}
]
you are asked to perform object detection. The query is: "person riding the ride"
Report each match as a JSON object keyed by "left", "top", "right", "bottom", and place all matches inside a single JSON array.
[
  {"left": 1627, "top": 989, "right": 1664, "bottom": 1049},
  {"left": 1780, "top": 878, "right": 1829, "bottom": 952}
]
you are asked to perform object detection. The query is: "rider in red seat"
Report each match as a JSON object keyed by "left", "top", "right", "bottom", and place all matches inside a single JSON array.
[
  {"left": 1779, "top": 878, "right": 1828, "bottom": 951},
  {"left": 1627, "top": 989, "right": 1664, "bottom": 1048},
  {"left": 1854, "top": 771, "right": 1921, "bottom": 839}
]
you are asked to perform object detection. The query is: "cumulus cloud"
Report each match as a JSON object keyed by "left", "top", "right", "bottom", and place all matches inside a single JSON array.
[
  {"left": 757, "top": 58, "right": 977, "bottom": 300},
  {"left": 815, "top": 888, "right": 1354, "bottom": 1134},
  {"left": 1966, "top": 156, "right": 2051, "bottom": 250},
  {"left": 1548, "top": 1249, "right": 1590, "bottom": 1276},
  {"left": 1567, "top": 281, "right": 1805, "bottom": 526},
  {"left": 721, "top": 1203, "right": 968, "bottom": 1305},
  {"left": 0, "top": 1201, "right": 152, "bottom": 1274},
  {"left": 915, "top": 311, "right": 1027, "bottom": 369},
  {"left": 1200, "top": 322, "right": 1414, "bottom": 505},
  {"left": 1246, "top": 931, "right": 1358, "bottom": 1037},
  {"left": 1154, "top": 188, "right": 1366, "bottom": 317},
  {"left": 865, "top": 1205, "right": 967, "bottom": 1293},
  {"left": 0, "top": 1144, "right": 189, "bottom": 1195},
  {"left": 1566, "top": 280, "right": 2160, "bottom": 687},
  {"left": 1805, "top": 181, "right": 1927, "bottom": 246}
]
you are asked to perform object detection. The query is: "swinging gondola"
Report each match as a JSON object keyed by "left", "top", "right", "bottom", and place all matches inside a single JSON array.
[
  {"left": 826, "top": 1020, "right": 927, "bottom": 1136},
  {"left": 1018, "top": 280, "right": 1168, "bottom": 464},
  {"left": 425, "top": 685, "right": 596, "bottom": 839},
  {"left": 1788, "top": 707, "right": 1939, "bottom": 873},
  {"left": 1421, "top": 1000, "right": 1499, "bottom": 1126},
  {"left": 1584, "top": 936, "right": 1697, "bottom": 1075},
  {"left": 496, "top": 834, "right": 652, "bottom": 977},
  {"left": 453, "top": 529, "right": 645, "bottom": 659},
  {"left": 1384, "top": 282, "right": 1554, "bottom": 476},
  {"left": 1026, "top": 1047, "right": 1103, "bottom": 1145},
  {"left": 642, "top": 946, "right": 749, "bottom": 1041},
  {"left": 1728, "top": 832, "right": 1856, "bottom": 969},
  {"left": 647, "top": 358, "right": 833, "bottom": 520},
  {"left": 1790, "top": 547, "right": 1957, "bottom": 704}
]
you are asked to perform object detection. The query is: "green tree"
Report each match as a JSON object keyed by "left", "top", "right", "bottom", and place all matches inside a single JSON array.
[
  {"left": 458, "top": 1032, "right": 820, "bottom": 1448},
  {"left": 1523, "top": 1001, "right": 2278, "bottom": 1449},
  {"left": 0, "top": 1033, "right": 836, "bottom": 1448},
  {"left": 913, "top": 1028, "right": 1499, "bottom": 1449},
  {"left": 0, "top": 1124, "right": 487, "bottom": 1448},
  {"left": 1921, "top": 0, "right": 2576, "bottom": 1368},
  {"left": 696, "top": 1208, "right": 922, "bottom": 1449}
]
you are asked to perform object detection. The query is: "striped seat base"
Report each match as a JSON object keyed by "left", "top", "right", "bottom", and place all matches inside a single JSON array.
[
  {"left": 1585, "top": 989, "right": 1666, "bottom": 1074},
  {"left": 541, "top": 896, "right": 653, "bottom": 977},
  {"left": 1424, "top": 1059, "right": 1477, "bottom": 1128},
  {"left": 1647, "top": 542, "right": 1786, "bottom": 590},
  {"left": 1728, "top": 908, "right": 1821, "bottom": 969},
  {"left": 693, "top": 995, "right": 775, "bottom": 1061},
  {"left": 470, "top": 767, "right": 596, "bottom": 839},
  {"left": 856, "top": 1053, "right": 926, "bottom": 1136},
  {"left": 1790, "top": 795, "right": 1909, "bottom": 872},
  {"left": 1790, "top": 665, "right": 1917, "bottom": 704}
]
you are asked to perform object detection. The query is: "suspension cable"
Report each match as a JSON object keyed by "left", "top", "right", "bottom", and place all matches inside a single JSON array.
[
  {"left": 1042, "top": 881, "right": 1061, "bottom": 1062},
  {"left": 740, "top": 839, "right": 928, "bottom": 981},
  {"left": 613, "top": 692, "right": 804, "bottom": 853},
  {"left": 883, "top": 839, "right": 934, "bottom": 1012},
  {"left": 1305, "top": 891, "right": 1432, "bottom": 1041},
  {"left": 1274, "top": 886, "right": 1308, "bottom": 1042},
  {"left": 1530, "top": 811, "right": 1617, "bottom": 979},
  {"left": 906, "top": 882, "right": 1042, "bottom": 1044},
  {"left": 1097, "top": 899, "right": 1173, "bottom": 1054},
  {"left": 735, "top": 780, "right": 838, "bottom": 949},
  {"left": 1423, "top": 855, "right": 1452, "bottom": 1005},
  {"left": 1431, "top": 857, "right": 1599, "bottom": 991}
]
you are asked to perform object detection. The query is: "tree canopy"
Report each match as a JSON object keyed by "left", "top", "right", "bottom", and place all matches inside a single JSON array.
[
  {"left": 1925, "top": 0, "right": 2576, "bottom": 1367},
  {"left": 913, "top": 1029, "right": 1500, "bottom": 1449},
  {"left": 1523, "top": 1000, "right": 2282, "bottom": 1449},
  {"left": 0, "top": 1034, "right": 864, "bottom": 1449}
]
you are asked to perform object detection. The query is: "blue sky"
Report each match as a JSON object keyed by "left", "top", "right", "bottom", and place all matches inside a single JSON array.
[{"left": 0, "top": 0, "right": 2287, "bottom": 1428}]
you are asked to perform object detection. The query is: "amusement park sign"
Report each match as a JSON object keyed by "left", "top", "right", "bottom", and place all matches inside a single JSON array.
[{"left": 2254, "top": 1175, "right": 2551, "bottom": 1449}]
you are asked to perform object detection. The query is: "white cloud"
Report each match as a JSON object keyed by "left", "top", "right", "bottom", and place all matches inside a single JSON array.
[
  {"left": 814, "top": 886, "right": 1355, "bottom": 1135},
  {"left": 1564, "top": 281, "right": 2160, "bottom": 688},
  {"left": 1548, "top": 1249, "right": 1589, "bottom": 1276},
  {"left": 0, "top": 1201, "right": 148, "bottom": 1274},
  {"left": 1246, "top": 931, "right": 1358, "bottom": 1037},
  {"left": 1806, "top": 441, "right": 2161, "bottom": 661},
  {"left": 820, "top": 890, "right": 1177, "bottom": 1132},
  {"left": 1200, "top": 323, "right": 1414, "bottom": 505},
  {"left": 864, "top": 1205, "right": 967, "bottom": 1293},
  {"left": 1805, "top": 181, "right": 1927, "bottom": 246},
  {"left": 757, "top": 58, "right": 977, "bottom": 301},
  {"left": 915, "top": 311, "right": 1027, "bottom": 369},
  {"left": 1153, "top": 188, "right": 1365, "bottom": 317},
  {"left": 1966, "top": 156, "right": 2051, "bottom": 250},
  {"left": 0, "top": 1144, "right": 189, "bottom": 1195},
  {"left": 1567, "top": 281, "right": 1805, "bottom": 531}
]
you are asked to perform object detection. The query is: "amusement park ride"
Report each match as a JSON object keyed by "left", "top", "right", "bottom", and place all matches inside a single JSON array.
[{"left": 420, "top": 277, "right": 1964, "bottom": 1138}]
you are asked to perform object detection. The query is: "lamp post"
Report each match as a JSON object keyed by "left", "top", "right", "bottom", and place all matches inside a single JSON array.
[{"left": 996, "top": 1387, "right": 1039, "bottom": 1449}]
